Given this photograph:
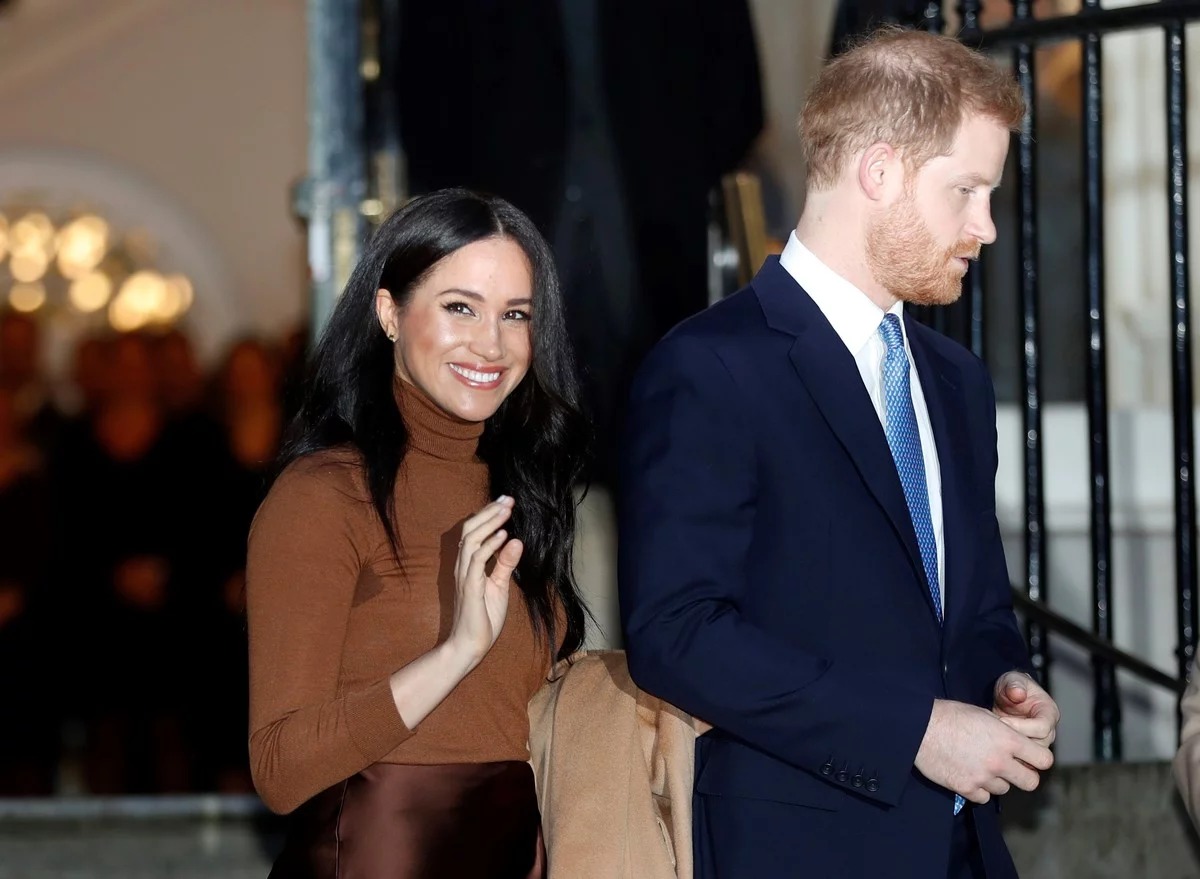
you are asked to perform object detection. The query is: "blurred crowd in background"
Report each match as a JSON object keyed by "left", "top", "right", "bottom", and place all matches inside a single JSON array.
[
  {"left": 0, "top": 308, "right": 306, "bottom": 796},
  {"left": 0, "top": 0, "right": 1085, "bottom": 801}
]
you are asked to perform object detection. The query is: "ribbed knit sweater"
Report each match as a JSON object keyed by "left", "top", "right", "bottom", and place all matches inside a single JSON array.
[{"left": 246, "top": 379, "right": 551, "bottom": 815}]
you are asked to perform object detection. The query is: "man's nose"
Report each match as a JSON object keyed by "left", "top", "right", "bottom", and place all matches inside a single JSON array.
[{"left": 967, "top": 203, "right": 997, "bottom": 246}]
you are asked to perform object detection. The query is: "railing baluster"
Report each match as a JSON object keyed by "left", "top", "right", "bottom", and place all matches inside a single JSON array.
[
  {"left": 914, "top": 3, "right": 950, "bottom": 338},
  {"left": 957, "top": 0, "right": 983, "bottom": 38},
  {"left": 1165, "top": 19, "right": 1199, "bottom": 733},
  {"left": 1081, "top": 0, "right": 1120, "bottom": 763},
  {"left": 1011, "top": 0, "right": 1050, "bottom": 695},
  {"left": 959, "top": 0, "right": 986, "bottom": 359},
  {"left": 920, "top": 1, "right": 946, "bottom": 35},
  {"left": 962, "top": 257, "right": 985, "bottom": 360}
]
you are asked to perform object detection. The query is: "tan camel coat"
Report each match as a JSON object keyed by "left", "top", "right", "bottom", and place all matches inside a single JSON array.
[{"left": 528, "top": 650, "right": 709, "bottom": 879}]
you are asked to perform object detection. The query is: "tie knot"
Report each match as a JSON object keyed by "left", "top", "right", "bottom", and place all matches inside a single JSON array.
[{"left": 879, "top": 313, "right": 904, "bottom": 351}]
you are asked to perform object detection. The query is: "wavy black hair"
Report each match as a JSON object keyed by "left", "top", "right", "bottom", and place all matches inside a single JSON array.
[{"left": 275, "top": 188, "right": 590, "bottom": 661}]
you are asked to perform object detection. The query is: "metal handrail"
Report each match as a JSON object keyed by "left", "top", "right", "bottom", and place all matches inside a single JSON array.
[
  {"left": 1011, "top": 588, "right": 1185, "bottom": 695},
  {"left": 973, "top": 1, "right": 1200, "bottom": 48}
]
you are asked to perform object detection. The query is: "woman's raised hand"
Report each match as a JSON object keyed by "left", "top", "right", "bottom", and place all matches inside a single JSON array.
[{"left": 449, "top": 495, "right": 524, "bottom": 665}]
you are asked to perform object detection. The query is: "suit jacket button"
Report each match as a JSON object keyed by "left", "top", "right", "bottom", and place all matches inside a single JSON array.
[
  {"left": 851, "top": 774, "right": 864, "bottom": 788},
  {"left": 820, "top": 762, "right": 833, "bottom": 776},
  {"left": 835, "top": 769, "right": 849, "bottom": 783},
  {"left": 866, "top": 778, "right": 880, "bottom": 792}
]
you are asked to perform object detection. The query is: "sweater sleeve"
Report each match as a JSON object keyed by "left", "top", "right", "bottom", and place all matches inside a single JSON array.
[{"left": 246, "top": 456, "right": 414, "bottom": 814}]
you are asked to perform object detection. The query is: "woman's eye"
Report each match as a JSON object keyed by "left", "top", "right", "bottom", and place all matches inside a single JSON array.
[
  {"left": 443, "top": 301, "right": 474, "bottom": 316},
  {"left": 504, "top": 309, "right": 531, "bottom": 322}
]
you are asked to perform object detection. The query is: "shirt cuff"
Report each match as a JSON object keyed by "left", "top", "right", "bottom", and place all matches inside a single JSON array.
[{"left": 344, "top": 676, "right": 414, "bottom": 761}]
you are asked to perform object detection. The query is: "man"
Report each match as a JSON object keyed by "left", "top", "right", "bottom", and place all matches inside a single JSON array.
[{"left": 619, "top": 28, "right": 1061, "bottom": 879}]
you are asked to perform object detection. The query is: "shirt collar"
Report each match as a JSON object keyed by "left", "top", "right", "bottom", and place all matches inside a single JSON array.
[{"left": 778, "top": 230, "right": 907, "bottom": 355}]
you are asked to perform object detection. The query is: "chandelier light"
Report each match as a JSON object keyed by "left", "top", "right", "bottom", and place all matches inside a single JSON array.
[{"left": 0, "top": 205, "right": 194, "bottom": 330}]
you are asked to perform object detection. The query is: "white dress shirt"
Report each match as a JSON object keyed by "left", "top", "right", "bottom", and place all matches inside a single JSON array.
[{"left": 778, "top": 232, "right": 945, "bottom": 607}]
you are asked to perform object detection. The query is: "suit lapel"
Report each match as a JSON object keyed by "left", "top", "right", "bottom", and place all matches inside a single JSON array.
[
  {"left": 905, "top": 318, "right": 975, "bottom": 637},
  {"left": 753, "top": 259, "right": 930, "bottom": 607}
]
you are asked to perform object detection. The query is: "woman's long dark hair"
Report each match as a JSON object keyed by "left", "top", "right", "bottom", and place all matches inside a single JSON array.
[{"left": 275, "top": 188, "right": 590, "bottom": 660}]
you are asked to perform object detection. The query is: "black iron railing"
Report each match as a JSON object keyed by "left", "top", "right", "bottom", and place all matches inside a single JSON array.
[
  {"left": 1164, "top": 14, "right": 1199, "bottom": 728},
  {"left": 1011, "top": 587, "right": 1183, "bottom": 696},
  {"left": 904, "top": 0, "right": 1200, "bottom": 759}
]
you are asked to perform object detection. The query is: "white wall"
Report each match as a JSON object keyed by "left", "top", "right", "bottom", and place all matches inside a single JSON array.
[
  {"left": 0, "top": 0, "right": 308, "bottom": 367},
  {"left": 1102, "top": 16, "right": 1200, "bottom": 407},
  {"left": 745, "top": 0, "right": 838, "bottom": 230}
]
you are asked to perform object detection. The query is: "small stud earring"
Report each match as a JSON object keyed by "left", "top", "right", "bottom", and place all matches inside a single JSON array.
[{"left": 386, "top": 331, "right": 396, "bottom": 342}]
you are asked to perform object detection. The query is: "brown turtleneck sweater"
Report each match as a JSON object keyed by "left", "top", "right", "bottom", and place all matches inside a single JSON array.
[{"left": 246, "top": 379, "right": 552, "bottom": 815}]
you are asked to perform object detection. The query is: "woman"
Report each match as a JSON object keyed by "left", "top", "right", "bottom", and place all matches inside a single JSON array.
[{"left": 246, "top": 189, "right": 590, "bottom": 878}]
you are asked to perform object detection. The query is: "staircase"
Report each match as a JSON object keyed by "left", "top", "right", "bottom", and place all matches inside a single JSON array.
[
  {"left": 1, "top": 764, "right": 1197, "bottom": 878},
  {"left": 1004, "top": 762, "right": 1200, "bottom": 878}
]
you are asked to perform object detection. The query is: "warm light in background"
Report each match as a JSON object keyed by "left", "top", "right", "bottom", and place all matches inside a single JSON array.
[
  {"left": 108, "top": 287, "right": 148, "bottom": 332},
  {"left": 12, "top": 211, "right": 56, "bottom": 255},
  {"left": 0, "top": 205, "right": 194, "bottom": 330},
  {"left": 109, "top": 270, "right": 192, "bottom": 330},
  {"left": 9, "top": 247, "right": 48, "bottom": 282},
  {"left": 56, "top": 214, "right": 109, "bottom": 279},
  {"left": 9, "top": 281, "right": 46, "bottom": 312},
  {"left": 68, "top": 270, "right": 113, "bottom": 312},
  {"left": 120, "top": 269, "right": 166, "bottom": 311},
  {"left": 165, "top": 273, "right": 193, "bottom": 314}
]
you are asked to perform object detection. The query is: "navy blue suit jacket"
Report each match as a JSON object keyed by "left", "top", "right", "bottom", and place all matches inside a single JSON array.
[{"left": 618, "top": 258, "right": 1030, "bottom": 878}]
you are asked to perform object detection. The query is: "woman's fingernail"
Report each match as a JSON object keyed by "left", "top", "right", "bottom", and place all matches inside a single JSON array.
[{"left": 497, "top": 495, "right": 512, "bottom": 504}]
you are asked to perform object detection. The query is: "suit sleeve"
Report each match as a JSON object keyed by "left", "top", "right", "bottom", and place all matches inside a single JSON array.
[
  {"left": 963, "top": 366, "right": 1034, "bottom": 706},
  {"left": 619, "top": 335, "right": 933, "bottom": 807}
]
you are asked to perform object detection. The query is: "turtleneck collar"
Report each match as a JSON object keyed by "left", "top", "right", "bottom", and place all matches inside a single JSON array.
[{"left": 394, "top": 375, "right": 485, "bottom": 462}]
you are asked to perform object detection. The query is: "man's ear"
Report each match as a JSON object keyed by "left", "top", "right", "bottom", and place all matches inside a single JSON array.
[
  {"left": 857, "top": 142, "right": 900, "bottom": 202},
  {"left": 375, "top": 289, "right": 398, "bottom": 341}
]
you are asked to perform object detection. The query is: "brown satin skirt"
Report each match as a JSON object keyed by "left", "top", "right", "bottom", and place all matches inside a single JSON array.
[{"left": 269, "top": 761, "right": 546, "bottom": 879}]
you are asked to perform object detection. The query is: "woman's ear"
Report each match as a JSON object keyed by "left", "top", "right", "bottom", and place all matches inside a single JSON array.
[{"left": 375, "top": 289, "right": 398, "bottom": 342}]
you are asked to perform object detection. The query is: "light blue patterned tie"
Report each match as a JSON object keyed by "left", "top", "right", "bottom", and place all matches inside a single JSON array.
[{"left": 878, "top": 313, "right": 964, "bottom": 816}]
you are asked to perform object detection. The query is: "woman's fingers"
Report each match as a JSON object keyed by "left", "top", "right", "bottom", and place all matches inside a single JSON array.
[
  {"left": 461, "top": 496, "right": 513, "bottom": 533},
  {"left": 464, "top": 529, "right": 511, "bottom": 594},
  {"left": 455, "top": 497, "right": 514, "bottom": 580},
  {"left": 489, "top": 539, "right": 524, "bottom": 587}
]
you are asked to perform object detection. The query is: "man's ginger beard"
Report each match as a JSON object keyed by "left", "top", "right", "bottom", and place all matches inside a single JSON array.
[{"left": 865, "top": 188, "right": 981, "bottom": 307}]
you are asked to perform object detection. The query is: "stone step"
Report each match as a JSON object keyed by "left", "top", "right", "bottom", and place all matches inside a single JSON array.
[
  {"left": 1003, "top": 761, "right": 1200, "bottom": 878},
  {"left": 0, "top": 795, "right": 281, "bottom": 879},
  {"left": 1, "top": 763, "right": 1196, "bottom": 878}
]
